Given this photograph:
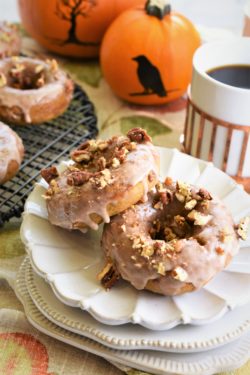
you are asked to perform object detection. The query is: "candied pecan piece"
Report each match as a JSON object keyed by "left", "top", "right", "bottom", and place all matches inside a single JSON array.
[
  {"left": 41, "top": 166, "right": 58, "bottom": 184},
  {"left": 67, "top": 171, "right": 91, "bottom": 186},
  {"left": 198, "top": 188, "right": 212, "bottom": 201},
  {"left": 127, "top": 127, "right": 152, "bottom": 143},
  {"left": 97, "top": 156, "right": 106, "bottom": 171},
  {"left": 97, "top": 262, "right": 120, "bottom": 289},
  {"left": 71, "top": 149, "right": 91, "bottom": 163},
  {"left": 77, "top": 140, "right": 90, "bottom": 150}
]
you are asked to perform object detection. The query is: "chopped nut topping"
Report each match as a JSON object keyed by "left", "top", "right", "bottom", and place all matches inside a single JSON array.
[
  {"left": 41, "top": 166, "right": 59, "bottom": 184},
  {"left": 97, "top": 262, "right": 119, "bottom": 290},
  {"left": 67, "top": 171, "right": 91, "bottom": 186},
  {"left": 127, "top": 141, "right": 137, "bottom": 151},
  {"left": 172, "top": 266, "right": 188, "bottom": 282},
  {"left": 97, "top": 156, "right": 106, "bottom": 170},
  {"left": 134, "top": 263, "right": 143, "bottom": 269},
  {"left": 35, "top": 64, "right": 44, "bottom": 74},
  {"left": 121, "top": 224, "right": 126, "bottom": 232},
  {"left": 112, "top": 157, "right": 120, "bottom": 168},
  {"left": 98, "top": 141, "right": 108, "bottom": 151},
  {"left": 153, "top": 240, "right": 166, "bottom": 252},
  {"left": 198, "top": 188, "right": 212, "bottom": 201},
  {"left": 127, "top": 127, "right": 151, "bottom": 143},
  {"left": 88, "top": 139, "right": 98, "bottom": 152},
  {"left": 220, "top": 228, "right": 233, "bottom": 243},
  {"left": 185, "top": 199, "right": 197, "bottom": 210},
  {"left": 187, "top": 210, "right": 212, "bottom": 226},
  {"left": 175, "top": 192, "right": 185, "bottom": 202},
  {"left": 164, "top": 177, "right": 173, "bottom": 186},
  {"left": 47, "top": 58, "right": 58, "bottom": 72},
  {"left": 200, "top": 200, "right": 210, "bottom": 209},
  {"left": 216, "top": 247, "right": 224, "bottom": 255},
  {"left": 141, "top": 245, "right": 154, "bottom": 258},
  {"left": 156, "top": 182, "right": 166, "bottom": 193},
  {"left": 154, "top": 201, "right": 163, "bottom": 210},
  {"left": 157, "top": 262, "right": 166, "bottom": 276},
  {"left": 236, "top": 217, "right": 250, "bottom": 240},
  {"left": 36, "top": 76, "right": 45, "bottom": 88},
  {"left": 11, "top": 63, "right": 25, "bottom": 75},
  {"left": 71, "top": 149, "right": 91, "bottom": 163},
  {"left": 176, "top": 181, "right": 192, "bottom": 201},
  {"left": 0, "top": 73, "right": 7, "bottom": 87},
  {"left": 50, "top": 179, "right": 60, "bottom": 193},
  {"left": 164, "top": 227, "right": 177, "bottom": 241},
  {"left": 174, "top": 215, "right": 185, "bottom": 226},
  {"left": 132, "top": 236, "right": 143, "bottom": 249}
]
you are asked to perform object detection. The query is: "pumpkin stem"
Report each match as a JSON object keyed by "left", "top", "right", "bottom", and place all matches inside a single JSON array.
[{"left": 145, "top": 0, "right": 171, "bottom": 19}]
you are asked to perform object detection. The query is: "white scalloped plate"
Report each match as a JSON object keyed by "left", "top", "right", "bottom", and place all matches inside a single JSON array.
[
  {"left": 15, "top": 258, "right": 250, "bottom": 375},
  {"left": 21, "top": 148, "right": 250, "bottom": 330},
  {"left": 23, "top": 257, "right": 250, "bottom": 353}
]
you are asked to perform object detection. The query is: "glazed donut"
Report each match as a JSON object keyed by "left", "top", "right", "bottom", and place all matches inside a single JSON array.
[
  {"left": 100, "top": 178, "right": 248, "bottom": 295},
  {"left": 0, "top": 22, "right": 21, "bottom": 58},
  {"left": 0, "top": 121, "right": 24, "bottom": 184},
  {"left": 0, "top": 57, "right": 73, "bottom": 125},
  {"left": 41, "top": 128, "right": 160, "bottom": 232}
]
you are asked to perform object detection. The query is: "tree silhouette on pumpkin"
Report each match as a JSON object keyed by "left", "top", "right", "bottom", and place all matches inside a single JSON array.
[{"left": 54, "top": 0, "right": 99, "bottom": 46}]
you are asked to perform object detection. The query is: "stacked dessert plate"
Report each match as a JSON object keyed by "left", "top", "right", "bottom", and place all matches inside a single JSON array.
[{"left": 17, "top": 147, "right": 250, "bottom": 375}]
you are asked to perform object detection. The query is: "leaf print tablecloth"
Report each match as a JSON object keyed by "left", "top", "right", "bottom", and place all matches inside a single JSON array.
[{"left": 0, "top": 33, "right": 250, "bottom": 375}]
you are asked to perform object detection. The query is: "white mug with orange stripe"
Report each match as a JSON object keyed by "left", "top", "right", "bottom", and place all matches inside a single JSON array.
[{"left": 184, "top": 38, "right": 250, "bottom": 191}]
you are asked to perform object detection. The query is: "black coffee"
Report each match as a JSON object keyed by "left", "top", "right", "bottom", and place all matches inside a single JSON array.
[{"left": 207, "top": 65, "right": 250, "bottom": 89}]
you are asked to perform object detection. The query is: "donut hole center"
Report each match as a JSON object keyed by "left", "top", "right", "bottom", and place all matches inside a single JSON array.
[
  {"left": 150, "top": 202, "right": 203, "bottom": 243},
  {"left": 7, "top": 62, "right": 49, "bottom": 90}
]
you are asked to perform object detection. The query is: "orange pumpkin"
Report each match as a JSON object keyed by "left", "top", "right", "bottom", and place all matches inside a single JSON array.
[
  {"left": 18, "top": 0, "right": 145, "bottom": 58},
  {"left": 100, "top": 0, "right": 201, "bottom": 105}
]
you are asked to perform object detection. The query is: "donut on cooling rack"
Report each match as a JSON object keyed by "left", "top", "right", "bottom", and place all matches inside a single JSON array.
[
  {"left": 0, "top": 121, "right": 24, "bottom": 184},
  {"left": 100, "top": 178, "right": 249, "bottom": 295},
  {"left": 41, "top": 128, "right": 160, "bottom": 231},
  {"left": 0, "top": 22, "right": 21, "bottom": 58},
  {"left": 0, "top": 56, "right": 73, "bottom": 125}
]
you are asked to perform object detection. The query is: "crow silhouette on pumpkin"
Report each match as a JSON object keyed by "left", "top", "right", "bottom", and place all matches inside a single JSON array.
[
  {"left": 130, "top": 55, "right": 179, "bottom": 97},
  {"left": 53, "top": 0, "right": 99, "bottom": 46}
]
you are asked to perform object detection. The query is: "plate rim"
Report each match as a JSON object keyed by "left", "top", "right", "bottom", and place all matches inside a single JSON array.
[
  {"left": 15, "top": 257, "right": 250, "bottom": 375},
  {"left": 24, "top": 256, "right": 250, "bottom": 354}
]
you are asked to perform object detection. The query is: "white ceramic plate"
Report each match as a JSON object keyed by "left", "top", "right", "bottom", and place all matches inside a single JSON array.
[
  {"left": 24, "top": 257, "right": 250, "bottom": 353},
  {"left": 15, "top": 258, "right": 250, "bottom": 375},
  {"left": 21, "top": 148, "right": 250, "bottom": 330}
]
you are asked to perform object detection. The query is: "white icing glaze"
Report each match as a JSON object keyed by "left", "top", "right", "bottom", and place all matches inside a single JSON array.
[
  {"left": 102, "top": 189, "right": 240, "bottom": 296},
  {"left": 46, "top": 142, "right": 159, "bottom": 231},
  {"left": 0, "top": 122, "right": 23, "bottom": 183},
  {"left": 0, "top": 58, "right": 68, "bottom": 123}
]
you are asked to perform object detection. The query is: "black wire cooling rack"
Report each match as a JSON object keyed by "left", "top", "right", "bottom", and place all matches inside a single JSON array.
[{"left": 0, "top": 84, "right": 98, "bottom": 226}]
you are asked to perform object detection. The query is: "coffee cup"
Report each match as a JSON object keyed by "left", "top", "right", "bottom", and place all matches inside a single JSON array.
[{"left": 184, "top": 37, "right": 250, "bottom": 191}]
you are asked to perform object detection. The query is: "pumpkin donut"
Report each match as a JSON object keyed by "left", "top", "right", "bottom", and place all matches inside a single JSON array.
[
  {"left": 0, "top": 56, "right": 73, "bottom": 125},
  {"left": 0, "top": 22, "right": 21, "bottom": 58},
  {"left": 100, "top": 178, "right": 248, "bottom": 295},
  {"left": 0, "top": 121, "right": 24, "bottom": 184},
  {"left": 41, "top": 128, "right": 160, "bottom": 232}
]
